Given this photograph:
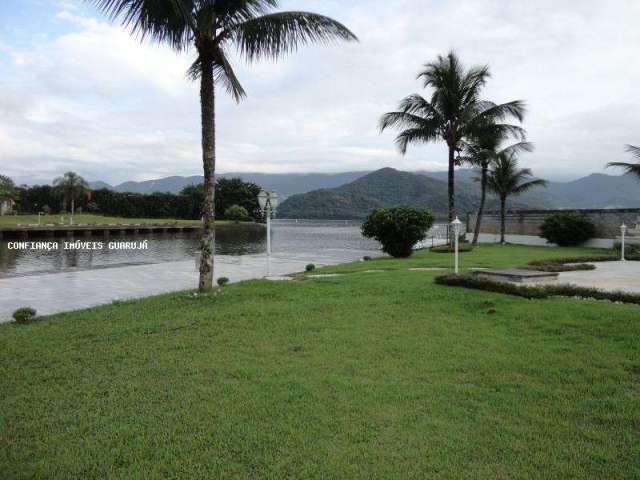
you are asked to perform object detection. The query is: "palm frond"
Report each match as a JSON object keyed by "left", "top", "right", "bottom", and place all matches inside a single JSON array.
[
  {"left": 607, "top": 162, "right": 640, "bottom": 177},
  {"left": 88, "top": 0, "right": 194, "bottom": 51},
  {"left": 187, "top": 47, "right": 246, "bottom": 101},
  {"left": 626, "top": 144, "right": 640, "bottom": 160},
  {"left": 394, "top": 128, "right": 440, "bottom": 155},
  {"left": 512, "top": 178, "right": 547, "bottom": 194},
  {"left": 231, "top": 11, "right": 357, "bottom": 61},
  {"left": 379, "top": 111, "right": 434, "bottom": 133},
  {"left": 217, "top": 0, "right": 278, "bottom": 27}
]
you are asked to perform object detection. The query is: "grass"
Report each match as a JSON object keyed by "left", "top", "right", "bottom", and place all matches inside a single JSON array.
[
  {"left": 0, "top": 214, "right": 238, "bottom": 227},
  {"left": 1, "top": 244, "right": 639, "bottom": 479}
]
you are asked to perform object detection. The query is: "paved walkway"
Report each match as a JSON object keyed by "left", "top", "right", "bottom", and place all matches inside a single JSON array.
[
  {"left": 0, "top": 250, "right": 375, "bottom": 322},
  {"left": 554, "top": 261, "right": 640, "bottom": 293}
]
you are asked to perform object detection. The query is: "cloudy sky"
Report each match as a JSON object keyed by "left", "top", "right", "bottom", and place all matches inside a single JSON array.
[{"left": 1, "top": 0, "right": 639, "bottom": 185}]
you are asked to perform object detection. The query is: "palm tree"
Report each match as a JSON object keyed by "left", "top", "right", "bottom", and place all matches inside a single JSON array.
[
  {"left": 461, "top": 136, "right": 533, "bottom": 245},
  {"left": 53, "top": 171, "right": 89, "bottom": 223},
  {"left": 607, "top": 145, "right": 640, "bottom": 179},
  {"left": 89, "top": 0, "right": 357, "bottom": 291},
  {"left": 380, "top": 51, "right": 526, "bottom": 222},
  {"left": 486, "top": 152, "right": 546, "bottom": 244}
]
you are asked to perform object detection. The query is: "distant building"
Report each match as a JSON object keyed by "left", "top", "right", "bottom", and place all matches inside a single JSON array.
[{"left": 0, "top": 198, "right": 15, "bottom": 215}]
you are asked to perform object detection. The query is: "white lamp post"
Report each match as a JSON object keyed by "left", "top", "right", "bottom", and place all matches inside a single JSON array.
[
  {"left": 258, "top": 191, "right": 279, "bottom": 256},
  {"left": 451, "top": 216, "right": 463, "bottom": 274},
  {"left": 621, "top": 223, "right": 627, "bottom": 262}
]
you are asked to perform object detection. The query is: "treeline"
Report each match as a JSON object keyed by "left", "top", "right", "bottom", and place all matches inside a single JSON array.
[{"left": 13, "top": 178, "right": 262, "bottom": 221}]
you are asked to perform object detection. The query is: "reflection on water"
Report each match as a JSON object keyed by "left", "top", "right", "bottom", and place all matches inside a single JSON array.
[{"left": 0, "top": 220, "right": 379, "bottom": 276}]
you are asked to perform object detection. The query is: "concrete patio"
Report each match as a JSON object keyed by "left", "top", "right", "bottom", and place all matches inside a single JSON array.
[{"left": 554, "top": 261, "right": 640, "bottom": 293}]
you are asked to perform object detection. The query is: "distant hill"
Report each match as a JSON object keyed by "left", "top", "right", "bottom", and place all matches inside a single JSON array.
[
  {"left": 87, "top": 169, "right": 640, "bottom": 212},
  {"left": 276, "top": 168, "right": 482, "bottom": 219},
  {"left": 544, "top": 173, "right": 640, "bottom": 208},
  {"left": 90, "top": 172, "right": 368, "bottom": 198}
]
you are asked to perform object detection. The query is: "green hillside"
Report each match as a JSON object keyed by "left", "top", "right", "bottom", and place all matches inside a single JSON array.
[{"left": 277, "top": 168, "right": 479, "bottom": 219}]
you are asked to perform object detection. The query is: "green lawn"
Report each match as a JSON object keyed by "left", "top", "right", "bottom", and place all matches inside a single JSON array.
[
  {"left": 0, "top": 214, "right": 232, "bottom": 227},
  {"left": 1, "top": 245, "right": 638, "bottom": 479}
]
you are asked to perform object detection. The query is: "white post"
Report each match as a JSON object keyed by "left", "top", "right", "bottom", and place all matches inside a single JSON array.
[
  {"left": 452, "top": 216, "right": 462, "bottom": 275},
  {"left": 621, "top": 224, "right": 627, "bottom": 262},
  {"left": 454, "top": 230, "right": 459, "bottom": 274},
  {"left": 266, "top": 206, "right": 272, "bottom": 256}
]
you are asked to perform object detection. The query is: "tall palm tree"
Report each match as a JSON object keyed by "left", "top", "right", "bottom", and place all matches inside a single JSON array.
[
  {"left": 461, "top": 136, "right": 533, "bottom": 245},
  {"left": 53, "top": 171, "right": 89, "bottom": 223},
  {"left": 89, "top": 0, "right": 357, "bottom": 291},
  {"left": 380, "top": 51, "right": 526, "bottom": 222},
  {"left": 486, "top": 152, "right": 546, "bottom": 244},
  {"left": 607, "top": 145, "right": 640, "bottom": 179}
]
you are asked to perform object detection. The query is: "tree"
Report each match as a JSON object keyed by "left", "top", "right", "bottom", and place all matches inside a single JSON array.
[
  {"left": 361, "top": 206, "right": 433, "bottom": 258},
  {"left": 486, "top": 152, "right": 547, "bottom": 244},
  {"left": 607, "top": 145, "right": 640, "bottom": 179},
  {"left": 0, "top": 175, "right": 16, "bottom": 201},
  {"left": 89, "top": 0, "right": 357, "bottom": 291},
  {"left": 215, "top": 178, "right": 261, "bottom": 220},
  {"left": 53, "top": 172, "right": 89, "bottom": 222},
  {"left": 380, "top": 51, "right": 526, "bottom": 222},
  {"left": 461, "top": 138, "right": 532, "bottom": 245}
]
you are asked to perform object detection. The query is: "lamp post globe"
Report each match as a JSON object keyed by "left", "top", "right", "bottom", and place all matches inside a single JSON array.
[
  {"left": 270, "top": 192, "right": 279, "bottom": 210},
  {"left": 258, "top": 191, "right": 268, "bottom": 211}
]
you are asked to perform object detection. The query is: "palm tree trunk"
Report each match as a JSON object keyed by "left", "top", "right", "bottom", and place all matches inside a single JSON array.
[
  {"left": 198, "top": 55, "right": 216, "bottom": 292},
  {"left": 71, "top": 197, "right": 75, "bottom": 225},
  {"left": 500, "top": 196, "right": 506, "bottom": 244},
  {"left": 472, "top": 165, "right": 487, "bottom": 245}
]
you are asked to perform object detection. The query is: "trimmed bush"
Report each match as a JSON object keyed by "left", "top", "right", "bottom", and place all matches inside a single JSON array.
[
  {"left": 361, "top": 206, "right": 434, "bottom": 258},
  {"left": 13, "top": 307, "right": 37, "bottom": 324},
  {"left": 362, "top": 256, "right": 372, "bottom": 262},
  {"left": 527, "top": 255, "right": 618, "bottom": 266},
  {"left": 539, "top": 213, "right": 596, "bottom": 246},
  {"left": 430, "top": 243, "right": 474, "bottom": 253},
  {"left": 435, "top": 273, "right": 640, "bottom": 305},
  {"left": 217, "top": 277, "right": 230, "bottom": 287},
  {"left": 614, "top": 241, "right": 640, "bottom": 258},
  {"left": 305, "top": 264, "right": 316, "bottom": 272},
  {"left": 224, "top": 204, "right": 250, "bottom": 223},
  {"left": 524, "top": 263, "right": 596, "bottom": 273}
]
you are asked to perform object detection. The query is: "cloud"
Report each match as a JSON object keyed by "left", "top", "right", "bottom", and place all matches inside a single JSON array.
[{"left": 1, "top": 0, "right": 640, "bottom": 185}]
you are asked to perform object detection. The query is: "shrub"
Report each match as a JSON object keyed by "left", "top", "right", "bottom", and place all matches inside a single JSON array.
[
  {"left": 42, "top": 205, "right": 51, "bottom": 215},
  {"left": 224, "top": 204, "right": 249, "bottom": 223},
  {"left": 85, "top": 201, "right": 100, "bottom": 213},
  {"left": 217, "top": 277, "right": 229, "bottom": 287},
  {"left": 435, "top": 273, "right": 640, "bottom": 305},
  {"left": 363, "top": 256, "right": 372, "bottom": 262},
  {"left": 430, "top": 243, "right": 474, "bottom": 253},
  {"left": 13, "top": 307, "right": 37, "bottom": 324},
  {"left": 361, "top": 206, "right": 434, "bottom": 258},
  {"left": 305, "top": 264, "right": 316, "bottom": 272},
  {"left": 539, "top": 213, "right": 596, "bottom": 246},
  {"left": 524, "top": 263, "right": 595, "bottom": 273},
  {"left": 527, "top": 255, "right": 618, "bottom": 267},
  {"left": 614, "top": 241, "right": 640, "bottom": 258}
]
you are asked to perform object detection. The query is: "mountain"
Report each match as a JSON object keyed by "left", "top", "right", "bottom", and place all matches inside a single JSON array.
[
  {"left": 419, "top": 169, "right": 640, "bottom": 209},
  {"left": 88, "top": 180, "right": 113, "bottom": 190},
  {"left": 277, "top": 168, "right": 482, "bottom": 220},
  {"left": 92, "top": 172, "right": 368, "bottom": 198},
  {"left": 545, "top": 173, "right": 640, "bottom": 208},
  {"left": 88, "top": 169, "right": 640, "bottom": 211}
]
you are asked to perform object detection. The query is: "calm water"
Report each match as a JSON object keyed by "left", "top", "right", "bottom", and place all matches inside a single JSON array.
[{"left": 0, "top": 220, "right": 380, "bottom": 276}]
